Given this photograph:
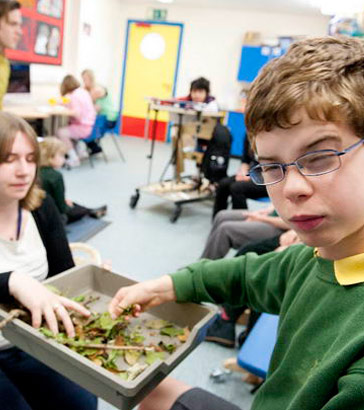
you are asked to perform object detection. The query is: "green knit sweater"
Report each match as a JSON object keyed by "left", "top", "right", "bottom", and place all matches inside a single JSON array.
[
  {"left": 39, "top": 167, "right": 68, "bottom": 215},
  {"left": 172, "top": 245, "right": 364, "bottom": 410}
]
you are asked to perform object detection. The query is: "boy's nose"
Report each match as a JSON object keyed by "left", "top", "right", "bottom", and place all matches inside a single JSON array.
[{"left": 281, "top": 166, "right": 313, "bottom": 201}]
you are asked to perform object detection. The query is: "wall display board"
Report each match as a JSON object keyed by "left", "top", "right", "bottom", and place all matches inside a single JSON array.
[{"left": 5, "top": 0, "right": 66, "bottom": 65}]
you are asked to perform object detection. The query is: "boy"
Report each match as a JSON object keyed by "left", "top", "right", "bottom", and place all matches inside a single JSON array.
[{"left": 109, "top": 36, "right": 364, "bottom": 410}]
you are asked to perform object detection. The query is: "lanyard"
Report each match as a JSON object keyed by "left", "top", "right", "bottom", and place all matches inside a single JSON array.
[{"left": 16, "top": 205, "right": 22, "bottom": 241}]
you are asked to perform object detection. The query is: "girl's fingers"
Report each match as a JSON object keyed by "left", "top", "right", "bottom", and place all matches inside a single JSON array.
[
  {"left": 55, "top": 305, "right": 75, "bottom": 338},
  {"left": 43, "top": 305, "right": 59, "bottom": 335},
  {"left": 59, "top": 297, "right": 90, "bottom": 317},
  {"left": 31, "top": 306, "right": 42, "bottom": 329}
]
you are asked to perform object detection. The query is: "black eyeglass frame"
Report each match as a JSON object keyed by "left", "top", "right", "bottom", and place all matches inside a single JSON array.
[{"left": 248, "top": 138, "right": 364, "bottom": 186}]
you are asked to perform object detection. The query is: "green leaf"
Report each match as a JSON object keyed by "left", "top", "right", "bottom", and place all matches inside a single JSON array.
[
  {"left": 145, "top": 351, "right": 165, "bottom": 365},
  {"left": 160, "top": 326, "right": 184, "bottom": 337},
  {"left": 158, "top": 341, "right": 176, "bottom": 353},
  {"left": 124, "top": 350, "right": 142, "bottom": 366},
  {"left": 119, "top": 371, "right": 128, "bottom": 380},
  {"left": 73, "top": 295, "right": 86, "bottom": 303},
  {"left": 146, "top": 319, "right": 170, "bottom": 330},
  {"left": 130, "top": 332, "right": 145, "bottom": 344},
  {"left": 39, "top": 327, "right": 55, "bottom": 338}
]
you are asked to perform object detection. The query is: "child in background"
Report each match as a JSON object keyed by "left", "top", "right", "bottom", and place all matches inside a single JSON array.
[
  {"left": 56, "top": 75, "right": 96, "bottom": 167},
  {"left": 90, "top": 84, "right": 119, "bottom": 127},
  {"left": 39, "top": 137, "right": 107, "bottom": 224},
  {"left": 81, "top": 68, "right": 96, "bottom": 93},
  {"left": 178, "top": 77, "right": 218, "bottom": 112},
  {"left": 109, "top": 36, "right": 364, "bottom": 410}
]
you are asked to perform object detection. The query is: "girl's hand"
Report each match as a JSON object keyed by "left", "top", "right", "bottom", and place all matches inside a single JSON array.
[
  {"left": 109, "top": 275, "right": 176, "bottom": 319},
  {"left": 9, "top": 272, "right": 90, "bottom": 337}
]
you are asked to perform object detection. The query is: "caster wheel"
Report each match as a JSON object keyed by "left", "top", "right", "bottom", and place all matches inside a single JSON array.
[
  {"left": 170, "top": 205, "right": 182, "bottom": 223},
  {"left": 129, "top": 193, "right": 140, "bottom": 209}
]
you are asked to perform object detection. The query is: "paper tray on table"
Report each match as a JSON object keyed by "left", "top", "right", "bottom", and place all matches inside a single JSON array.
[{"left": 0, "top": 265, "right": 216, "bottom": 410}]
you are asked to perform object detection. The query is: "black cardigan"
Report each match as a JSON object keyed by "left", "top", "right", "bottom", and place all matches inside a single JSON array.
[{"left": 0, "top": 195, "right": 74, "bottom": 302}]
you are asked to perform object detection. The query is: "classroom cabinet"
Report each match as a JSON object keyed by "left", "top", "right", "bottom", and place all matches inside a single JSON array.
[
  {"left": 226, "top": 110, "right": 246, "bottom": 157},
  {"left": 237, "top": 45, "right": 284, "bottom": 82}
]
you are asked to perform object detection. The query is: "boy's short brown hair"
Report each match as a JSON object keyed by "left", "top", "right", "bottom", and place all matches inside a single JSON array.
[
  {"left": 0, "top": 112, "right": 44, "bottom": 211},
  {"left": 245, "top": 36, "right": 364, "bottom": 148},
  {"left": 60, "top": 74, "right": 80, "bottom": 96},
  {"left": 39, "top": 137, "right": 66, "bottom": 167}
]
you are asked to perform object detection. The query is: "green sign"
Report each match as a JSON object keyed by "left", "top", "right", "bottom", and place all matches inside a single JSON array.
[{"left": 149, "top": 8, "right": 168, "bottom": 21}]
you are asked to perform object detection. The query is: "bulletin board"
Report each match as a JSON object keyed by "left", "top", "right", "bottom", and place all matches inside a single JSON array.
[{"left": 5, "top": 0, "right": 66, "bottom": 65}]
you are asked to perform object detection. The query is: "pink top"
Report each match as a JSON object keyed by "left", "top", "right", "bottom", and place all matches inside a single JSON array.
[{"left": 67, "top": 87, "right": 96, "bottom": 130}]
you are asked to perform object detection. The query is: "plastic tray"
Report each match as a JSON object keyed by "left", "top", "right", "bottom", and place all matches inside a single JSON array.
[{"left": 0, "top": 265, "right": 216, "bottom": 409}]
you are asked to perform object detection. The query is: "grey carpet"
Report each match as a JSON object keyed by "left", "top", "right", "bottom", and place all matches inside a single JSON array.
[{"left": 66, "top": 216, "right": 111, "bottom": 243}]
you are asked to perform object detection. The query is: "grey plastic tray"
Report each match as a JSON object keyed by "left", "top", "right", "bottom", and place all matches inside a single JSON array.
[{"left": 0, "top": 265, "right": 216, "bottom": 410}]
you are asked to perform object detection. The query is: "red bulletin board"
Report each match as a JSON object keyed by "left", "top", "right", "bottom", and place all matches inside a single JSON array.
[{"left": 5, "top": 0, "right": 66, "bottom": 65}]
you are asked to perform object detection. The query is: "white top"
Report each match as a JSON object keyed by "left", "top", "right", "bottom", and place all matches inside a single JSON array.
[{"left": 0, "top": 212, "right": 48, "bottom": 349}]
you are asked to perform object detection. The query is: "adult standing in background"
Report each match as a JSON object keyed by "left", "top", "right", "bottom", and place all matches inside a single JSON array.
[{"left": 0, "top": 1, "right": 22, "bottom": 109}]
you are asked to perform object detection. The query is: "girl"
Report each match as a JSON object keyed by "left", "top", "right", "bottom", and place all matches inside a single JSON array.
[
  {"left": 56, "top": 74, "right": 96, "bottom": 167},
  {"left": 0, "top": 112, "right": 97, "bottom": 410},
  {"left": 39, "top": 137, "right": 107, "bottom": 224}
]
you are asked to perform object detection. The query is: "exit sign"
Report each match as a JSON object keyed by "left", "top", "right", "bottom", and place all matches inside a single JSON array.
[{"left": 147, "top": 8, "right": 168, "bottom": 21}]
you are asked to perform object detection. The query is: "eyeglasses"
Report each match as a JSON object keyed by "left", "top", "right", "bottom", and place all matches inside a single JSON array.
[{"left": 248, "top": 138, "right": 364, "bottom": 186}]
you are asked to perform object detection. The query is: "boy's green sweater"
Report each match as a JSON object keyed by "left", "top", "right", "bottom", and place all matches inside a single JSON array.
[
  {"left": 172, "top": 245, "right": 364, "bottom": 410},
  {"left": 39, "top": 167, "right": 68, "bottom": 215}
]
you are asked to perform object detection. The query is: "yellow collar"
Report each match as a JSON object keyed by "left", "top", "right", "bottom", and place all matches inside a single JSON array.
[{"left": 315, "top": 248, "right": 364, "bottom": 286}]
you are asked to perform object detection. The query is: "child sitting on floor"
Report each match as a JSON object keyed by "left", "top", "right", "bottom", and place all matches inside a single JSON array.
[{"left": 39, "top": 137, "right": 107, "bottom": 224}]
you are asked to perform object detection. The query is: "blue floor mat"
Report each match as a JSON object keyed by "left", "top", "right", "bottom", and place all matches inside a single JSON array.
[{"left": 66, "top": 216, "right": 111, "bottom": 243}]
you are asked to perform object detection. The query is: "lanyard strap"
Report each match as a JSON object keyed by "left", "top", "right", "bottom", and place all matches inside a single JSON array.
[{"left": 16, "top": 205, "right": 22, "bottom": 241}]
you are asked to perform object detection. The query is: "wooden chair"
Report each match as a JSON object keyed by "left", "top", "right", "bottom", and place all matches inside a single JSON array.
[{"left": 69, "top": 242, "right": 102, "bottom": 266}]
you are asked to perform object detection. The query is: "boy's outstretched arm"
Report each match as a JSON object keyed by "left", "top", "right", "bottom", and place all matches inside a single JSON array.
[{"left": 109, "top": 275, "right": 176, "bottom": 319}]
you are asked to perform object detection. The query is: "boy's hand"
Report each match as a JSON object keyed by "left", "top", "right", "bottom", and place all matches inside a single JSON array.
[
  {"left": 109, "top": 275, "right": 176, "bottom": 319},
  {"left": 9, "top": 272, "right": 90, "bottom": 338}
]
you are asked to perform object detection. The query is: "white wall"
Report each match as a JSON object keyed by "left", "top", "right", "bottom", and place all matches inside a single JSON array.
[{"left": 29, "top": 0, "right": 329, "bottom": 109}]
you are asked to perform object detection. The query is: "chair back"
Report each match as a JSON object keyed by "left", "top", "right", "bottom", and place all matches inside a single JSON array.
[
  {"left": 83, "top": 115, "right": 107, "bottom": 143},
  {"left": 69, "top": 242, "right": 102, "bottom": 266},
  {"left": 237, "top": 313, "right": 279, "bottom": 379}
]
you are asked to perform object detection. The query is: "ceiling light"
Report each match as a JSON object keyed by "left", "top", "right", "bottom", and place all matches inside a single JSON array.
[
  {"left": 157, "top": 0, "right": 174, "bottom": 4},
  {"left": 308, "top": 0, "right": 363, "bottom": 16}
]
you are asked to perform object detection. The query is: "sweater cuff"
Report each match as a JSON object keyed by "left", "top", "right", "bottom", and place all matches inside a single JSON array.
[
  {"left": 0, "top": 272, "right": 13, "bottom": 303},
  {"left": 170, "top": 269, "right": 196, "bottom": 303}
]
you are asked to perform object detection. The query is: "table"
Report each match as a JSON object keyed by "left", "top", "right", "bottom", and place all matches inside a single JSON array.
[
  {"left": 130, "top": 99, "right": 225, "bottom": 222},
  {"left": 3, "top": 104, "right": 73, "bottom": 135}
]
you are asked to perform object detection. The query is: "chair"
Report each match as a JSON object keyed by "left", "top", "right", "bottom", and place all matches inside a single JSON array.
[
  {"left": 103, "top": 118, "right": 126, "bottom": 163},
  {"left": 69, "top": 242, "right": 102, "bottom": 266},
  {"left": 82, "top": 115, "right": 108, "bottom": 168},
  {"left": 224, "top": 313, "right": 279, "bottom": 391},
  {"left": 256, "top": 197, "right": 271, "bottom": 203}
]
